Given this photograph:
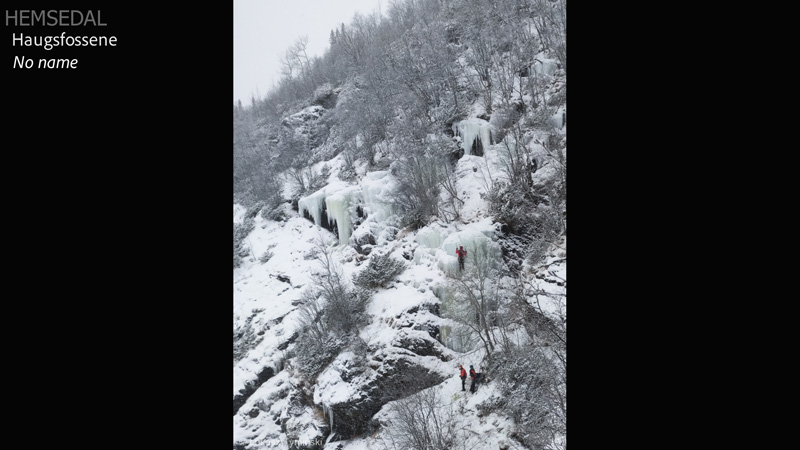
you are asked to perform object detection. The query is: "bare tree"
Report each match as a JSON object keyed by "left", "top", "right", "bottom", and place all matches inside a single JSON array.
[
  {"left": 446, "top": 240, "right": 503, "bottom": 361},
  {"left": 489, "top": 268, "right": 566, "bottom": 450},
  {"left": 287, "top": 165, "right": 327, "bottom": 199},
  {"left": 281, "top": 36, "right": 318, "bottom": 97},
  {"left": 531, "top": 0, "right": 567, "bottom": 73},
  {"left": 389, "top": 147, "right": 444, "bottom": 230},
  {"left": 378, "top": 388, "right": 465, "bottom": 450}
]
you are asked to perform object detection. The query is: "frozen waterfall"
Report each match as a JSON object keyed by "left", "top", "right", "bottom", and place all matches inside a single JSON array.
[
  {"left": 452, "top": 118, "right": 494, "bottom": 156},
  {"left": 297, "top": 173, "right": 399, "bottom": 246},
  {"left": 325, "top": 188, "right": 358, "bottom": 246},
  {"left": 298, "top": 183, "right": 361, "bottom": 246}
]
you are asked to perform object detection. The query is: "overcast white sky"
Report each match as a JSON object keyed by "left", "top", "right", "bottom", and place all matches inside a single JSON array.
[{"left": 234, "top": 0, "right": 385, "bottom": 106}]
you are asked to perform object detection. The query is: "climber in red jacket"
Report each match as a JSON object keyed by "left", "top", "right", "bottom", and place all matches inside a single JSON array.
[
  {"left": 469, "top": 365, "right": 481, "bottom": 393},
  {"left": 459, "top": 364, "right": 467, "bottom": 391},
  {"left": 456, "top": 246, "right": 467, "bottom": 271}
]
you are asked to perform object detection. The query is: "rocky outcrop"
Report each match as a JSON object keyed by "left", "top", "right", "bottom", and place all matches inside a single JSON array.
[
  {"left": 326, "top": 353, "right": 446, "bottom": 441},
  {"left": 395, "top": 334, "right": 449, "bottom": 360},
  {"left": 320, "top": 330, "right": 451, "bottom": 441},
  {"left": 233, "top": 366, "right": 275, "bottom": 415},
  {"left": 281, "top": 387, "right": 330, "bottom": 450}
]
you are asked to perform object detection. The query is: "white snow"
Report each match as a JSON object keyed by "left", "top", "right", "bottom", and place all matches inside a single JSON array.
[
  {"left": 360, "top": 170, "right": 396, "bottom": 222},
  {"left": 314, "top": 352, "right": 362, "bottom": 406},
  {"left": 533, "top": 52, "right": 559, "bottom": 77},
  {"left": 234, "top": 203, "right": 246, "bottom": 224},
  {"left": 453, "top": 155, "right": 492, "bottom": 222},
  {"left": 233, "top": 214, "right": 339, "bottom": 396}
]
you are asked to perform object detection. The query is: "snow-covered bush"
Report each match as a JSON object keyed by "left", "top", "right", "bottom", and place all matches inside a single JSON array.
[
  {"left": 527, "top": 204, "right": 564, "bottom": 267},
  {"left": 233, "top": 311, "right": 263, "bottom": 364},
  {"left": 312, "top": 82, "right": 338, "bottom": 108},
  {"left": 338, "top": 143, "right": 359, "bottom": 182},
  {"left": 293, "top": 288, "right": 370, "bottom": 379},
  {"left": 288, "top": 165, "right": 328, "bottom": 202},
  {"left": 233, "top": 250, "right": 241, "bottom": 269},
  {"left": 246, "top": 166, "right": 287, "bottom": 219},
  {"left": 354, "top": 251, "right": 406, "bottom": 289},
  {"left": 488, "top": 181, "right": 548, "bottom": 236},
  {"left": 244, "top": 201, "right": 265, "bottom": 219},
  {"left": 293, "top": 240, "right": 371, "bottom": 379},
  {"left": 233, "top": 217, "right": 255, "bottom": 268},
  {"left": 489, "top": 282, "right": 566, "bottom": 450},
  {"left": 232, "top": 327, "right": 252, "bottom": 364},
  {"left": 489, "top": 178, "right": 566, "bottom": 269},
  {"left": 491, "top": 344, "right": 566, "bottom": 450},
  {"left": 445, "top": 239, "right": 504, "bottom": 358},
  {"left": 293, "top": 329, "right": 344, "bottom": 379},
  {"left": 261, "top": 202, "right": 287, "bottom": 221},
  {"left": 259, "top": 248, "right": 274, "bottom": 264},
  {"left": 489, "top": 101, "right": 525, "bottom": 143}
]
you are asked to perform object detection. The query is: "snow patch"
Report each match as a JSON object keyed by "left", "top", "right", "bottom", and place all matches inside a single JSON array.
[
  {"left": 454, "top": 155, "right": 492, "bottom": 222},
  {"left": 533, "top": 52, "right": 559, "bottom": 77},
  {"left": 234, "top": 203, "right": 246, "bottom": 224},
  {"left": 315, "top": 352, "right": 361, "bottom": 406}
]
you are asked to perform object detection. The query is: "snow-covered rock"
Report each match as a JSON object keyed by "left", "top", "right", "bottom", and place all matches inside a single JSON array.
[
  {"left": 281, "top": 105, "right": 325, "bottom": 131},
  {"left": 314, "top": 340, "right": 451, "bottom": 441},
  {"left": 281, "top": 386, "right": 330, "bottom": 450}
]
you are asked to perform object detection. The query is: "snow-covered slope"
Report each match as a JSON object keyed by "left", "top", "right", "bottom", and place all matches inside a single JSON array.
[
  {"left": 234, "top": 135, "right": 566, "bottom": 449},
  {"left": 234, "top": 1, "right": 566, "bottom": 446}
]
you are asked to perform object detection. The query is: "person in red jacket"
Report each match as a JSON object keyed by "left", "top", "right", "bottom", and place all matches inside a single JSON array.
[
  {"left": 456, "top": 246, "right": 467, "bottom": 271},
  {"left": 469, "top": 365, "right": 481, "bottom": 393},
  {"left": 459, "top": 365, "right": 467, "bottom": 391}
]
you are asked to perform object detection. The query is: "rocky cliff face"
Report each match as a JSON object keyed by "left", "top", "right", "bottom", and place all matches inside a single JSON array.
[{"left": 234, "top": 270, "right": 456, "bottom": 448}]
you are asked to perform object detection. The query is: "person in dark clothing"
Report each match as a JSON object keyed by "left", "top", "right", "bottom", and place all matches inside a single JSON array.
[
  {"left": 469, "top": 365, "right": 481, "bottom": 393},
  {"left": 456, "top": 246, "right": 467, "bottom": 271},
  {"left": 459, "top": 365, "right": 467, "bottom": 391}
]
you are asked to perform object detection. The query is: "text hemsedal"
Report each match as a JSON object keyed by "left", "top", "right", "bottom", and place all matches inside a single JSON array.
[{"left": 5, "top": 10, "right": 106, "bottom": 27}]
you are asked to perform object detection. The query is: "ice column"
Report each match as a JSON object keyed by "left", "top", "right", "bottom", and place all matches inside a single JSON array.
[
  {"left": 298, "top": 188, "right": 328, "bottom": 226},
  {"left": 322, "top": 403, "right": 334, "bottom": 429},
  {"left": 452, "top": 119, "right": 494, "bottom": 155},
  {"left": 325, "top": 191, "right": 354, "bottom": 245}
]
